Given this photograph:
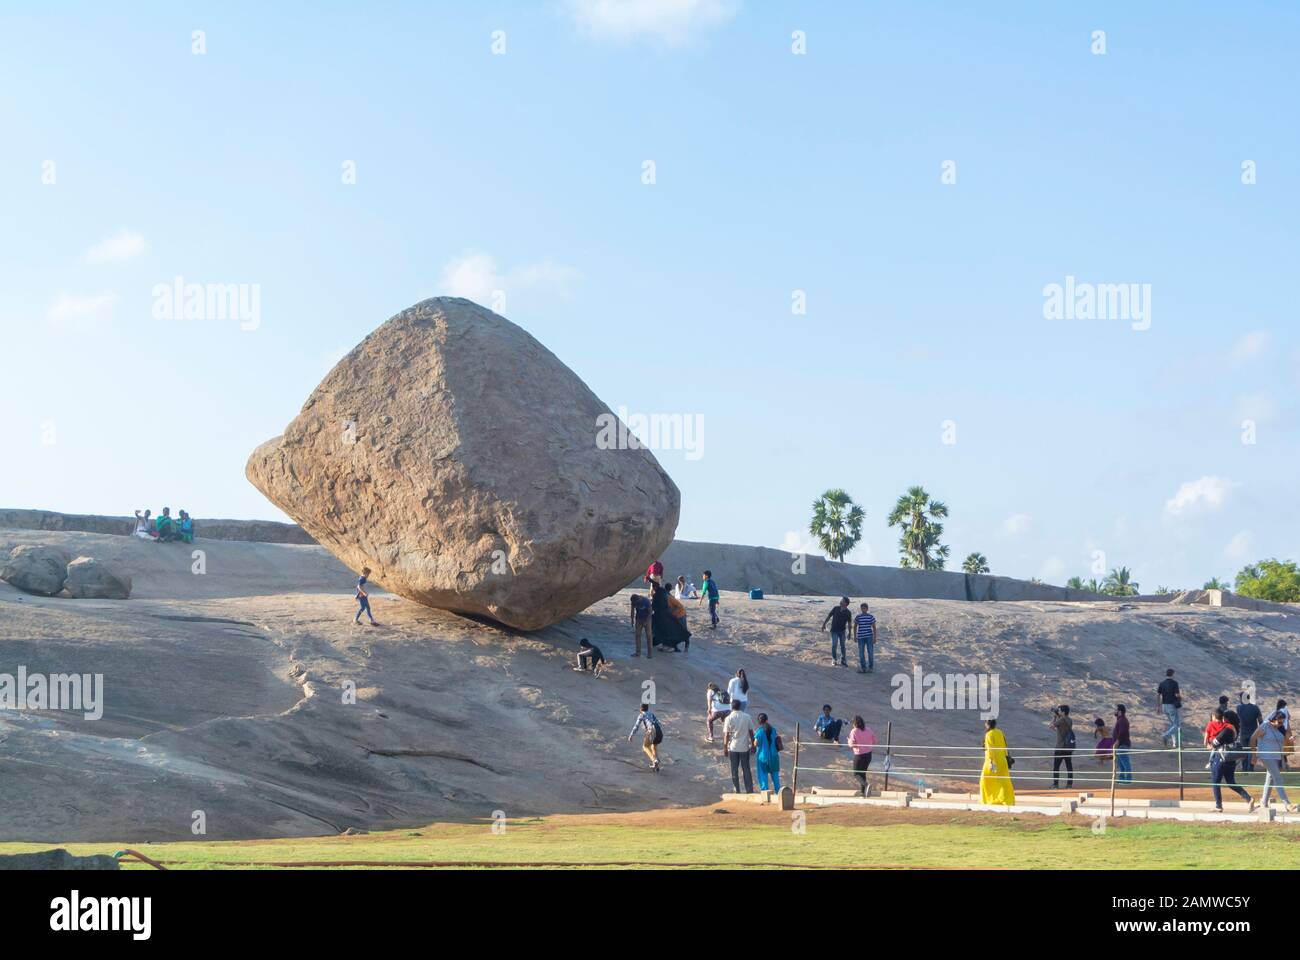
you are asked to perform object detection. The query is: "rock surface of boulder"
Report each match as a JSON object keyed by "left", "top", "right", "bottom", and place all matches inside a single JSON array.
[
  {"left": 64, "top": 555, "right": 133, "bottom": 599},
  {"left": 0, "top": 544, "right": 71, "bottom": 595},
  {"left": 246, "top": 297, "right": 678, "bottom": 630}
]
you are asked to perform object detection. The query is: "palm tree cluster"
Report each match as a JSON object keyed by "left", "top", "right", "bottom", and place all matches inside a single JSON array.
[{"left": 1066, "top": 568, "right": 1140, "bottom": 596}]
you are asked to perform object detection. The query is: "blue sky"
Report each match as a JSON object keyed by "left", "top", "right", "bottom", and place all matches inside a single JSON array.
[{"left": 2, "top": 0, "right": 1296, "bottom": 589}]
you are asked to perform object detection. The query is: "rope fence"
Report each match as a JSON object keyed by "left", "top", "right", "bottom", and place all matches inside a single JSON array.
[{"left": 787, "top": 723, "right": 1298, "bottom": 815}]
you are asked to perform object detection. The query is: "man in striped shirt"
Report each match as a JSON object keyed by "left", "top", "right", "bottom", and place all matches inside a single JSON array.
[{"left": 853, "top": 603, "right": 877, "bottom": 674}]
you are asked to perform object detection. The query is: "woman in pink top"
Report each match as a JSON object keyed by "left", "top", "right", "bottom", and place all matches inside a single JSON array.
[{"left": 847, "top": 715, "right": 876, "bottom": 797}]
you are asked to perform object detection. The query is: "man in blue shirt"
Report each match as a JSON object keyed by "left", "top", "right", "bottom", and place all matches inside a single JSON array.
[{"left": 853, "top": 603, "right": 877, "bottom": 674}]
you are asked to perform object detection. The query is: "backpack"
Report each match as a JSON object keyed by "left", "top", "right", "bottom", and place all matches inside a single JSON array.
[
  {"left": 705, "top": 579, "right": 719, "bottom": 600},
  {"left": 650, "top": 717, "right": 663, "bottom": 745}
]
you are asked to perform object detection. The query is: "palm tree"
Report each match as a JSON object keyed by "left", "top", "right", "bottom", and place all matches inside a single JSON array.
[
  {"left": 1203, "top": 576, "right": 1227, "bottom": 590},
  {"left": 1085, "top": 578, "right": 1102, "bottom": 593},
  {"left": 1102, "top": 566, "right": 1139, "bottom": 596},
  {"left": 962, "top": 552, "right": 990, "bottom": 574},
  {"left": 887, "top": 486, "right": 950, "bottom": 570},
  {"left": 808, "top": 489, "right": 865, "bottom": 562},
  {"left": 1066, "top": 576, "right": 1085, "bottom": 590}
]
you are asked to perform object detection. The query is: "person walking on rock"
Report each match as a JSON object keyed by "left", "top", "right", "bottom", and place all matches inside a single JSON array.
[
  {"left": 699, "top": 569, "right": 720, "bottom": 628},
  {"left": 821, "top": 597, "right": 851, "bottom": 667},
  {"left": 853, "top": 603, "right": 877, "bottom": 674},
  {"left": 1156, "top": 668, "right": 1182, "bottom": 747},
  {"left": 354, "top": 567, "right": 378, "bottom": 626},
  {"left": 630, "top": 593, "right": 653, "bottom": 658},
  {"left": 628, "top": 702, "right": 663, "bottom": 772}
]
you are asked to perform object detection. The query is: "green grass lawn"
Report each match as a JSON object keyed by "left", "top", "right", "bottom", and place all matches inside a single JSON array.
[{"left": 3, "top": 813, "right": 1299, "bottom": 869}]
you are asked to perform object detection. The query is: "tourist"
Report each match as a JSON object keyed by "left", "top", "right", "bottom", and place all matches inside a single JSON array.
[
  {"left": 132, "top": 509, "right": 153, "bottom": 540},
  {"left": 574, "top": 638, "right": 607, "bottom": 677},
  {"left": 815, "top": 704, "right": 843, "bottom": 744},
  {"left": 980, "top": 718, "right": 1015, "bottom": 805},
  {"left": 1218, "top": 695, "right": 1240, "bottom": 733},
  {"left": 1156, "top": 668, "right": 1182, "bottom": 747},
  {"left": 1250, "top": 714, "right": 1297, "bottom": 811},
  {"left": 1205, "top": 708, "right": 1253, "bottom": 812},
  {"left": 628, "top": 702, "right": 662, "bottom": 772},
  {"left": 705, "top": 682, "right": 729, "bottom": 743},
  {"left": 723, "top": 698, "right": 755, "bottom": 793},
  {"left": 820, "top": 597, "right": 852, "bottom": 667},
  {"left": 1093, "top": 717, "right": 1115, "bottom": 766},
  {"left": 699, "top": 569, "right": 720, "bottom": 628},
  {"left": 178, "top": 510, "right": 194, "bottom": 544},
  {"left": 853, "top": 602, "right": 877, "bottom": 674},
  {"left": 753, "top": 713, "right": 782, "bottom": 792},
  {"left": 630, "top": 593, "right": 653, "bottom": 658},
  {"left": 727, "top": 669, "right": 749, "bottom": 713},
  {"left": 1113, "top": 704, "right": 1132, "bottom": 783},
  {"left": 354, "top": 566, "right": 378, "bottom": 625},
  {"left": 1237, "top": 692, "right": 1263, "bottom": 772},
  {"left": 674, "top": 575, "right": 697, "bottom": 599},
  {"left": 1203, "top": 707, "right": 1234, "bottom": 769},
  {"left": 154, "top": 507, "right": 176, "bottom": 543},
  {"left": 847, "top": 715, "right": 876, "bottom": 796},
  {"left": 649, "top": 577, "right": 690, "bottom": 652},
  {"left": 1050, "top": 704, "right": 1075, "bottom": 789},
  {"left": 666, "top": 587, "right": 690, "bottom": 636},
  {"left": 1266, "top": 699, "right": 1293, "bottom": 768},
  {"left": 644, "top": 559, "right": 664, "bottom": 585}
]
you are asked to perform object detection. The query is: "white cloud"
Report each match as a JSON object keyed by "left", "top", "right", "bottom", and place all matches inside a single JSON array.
[
  {"left": 1225, "top": 530, "right": 1253, "bottom": 562},
  {"left": 779, "top": 530, "right": 820, "bottom": 557},
  {"left": 1230, "top": 330, "right": 1269, "bottom": 363},
  {"left": 1237, "top": 393, "right": 1276, "bottom": 424},
  {"left": 46, "top": 291, "right": 117, "bottom": 323},
  {"left": 564, "top": 0, "right": 740, "bottom": 46},
  {"left": 1164, "top": 476, "right": 1238, "bottom": 517},
  {"left": 83, "top": 229, "right": 146, "bottom": 264},
  {"left": 1039, "top": 556, "right": 1066, "bottom": 583},
  {"left": 439, "top": 251, "right": 580, "bottom": 306},
  {"left": 1002, "top": 513, "right": 1032, "bottom": 536}
]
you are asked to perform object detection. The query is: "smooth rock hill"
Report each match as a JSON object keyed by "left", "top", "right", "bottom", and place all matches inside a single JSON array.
[{"left": 2, "top": 527, "right": 1297, "bottom": 843}]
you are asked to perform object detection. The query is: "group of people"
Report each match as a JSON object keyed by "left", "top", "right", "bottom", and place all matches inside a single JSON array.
[
  {"left": 133, "top": 507, "right": 194, "bottom": 543},
  {"left": 629, "top": 560, "right": 720, "bottom": 657},
  {"left": 819, "top": 597, "right": 878, "bottom": 673},
  {"left": 983, "top": 669, "right": 1296, "bottom": 812}
]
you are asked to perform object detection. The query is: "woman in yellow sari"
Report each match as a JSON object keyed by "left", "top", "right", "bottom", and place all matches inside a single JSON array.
[{"left": 980, "top": 718, "right": 1015, "bottom": 805}]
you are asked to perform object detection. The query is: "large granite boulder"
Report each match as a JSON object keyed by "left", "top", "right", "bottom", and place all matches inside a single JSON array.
[
  {"left": 64, "top": 556, "right": 132, "bottom": 599},
  {"left": 0, "top": 544, "right": 71, "bottom": 596},
  {"left": 246, "top": 297, "right": 679, "bottom": 630}
]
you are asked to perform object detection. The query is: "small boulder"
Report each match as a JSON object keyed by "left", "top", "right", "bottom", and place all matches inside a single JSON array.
[
  {"left": 64, "top": 556, "right": 132, "bottom": 599},
  {"left": 0, "top": 544, "right": 71, "bottom": 596}
]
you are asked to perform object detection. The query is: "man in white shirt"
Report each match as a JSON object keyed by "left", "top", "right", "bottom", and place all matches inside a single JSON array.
[{"left": 722, "top": 701, "right": 755, "bottom": 793}]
